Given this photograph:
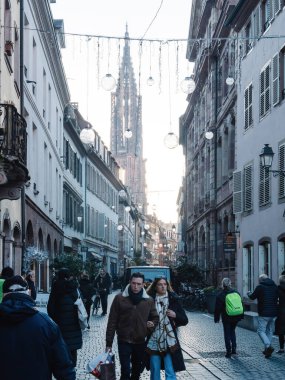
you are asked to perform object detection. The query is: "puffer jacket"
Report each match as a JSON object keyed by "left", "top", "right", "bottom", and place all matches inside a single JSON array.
[
  {"left": 0, "top": 292, "right": 75, "bottom": 380},
  {"left": 249, "top": 278, "right": 278, "bottom": 317},
  {"left": 106, "top": 285, "right": 159, "bottom": 347},
  {"left": 47, "top": 279, "right": 82, "bottom": 351}
]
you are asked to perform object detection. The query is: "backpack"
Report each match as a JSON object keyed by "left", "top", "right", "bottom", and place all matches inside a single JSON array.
[{"left": 225, "top": 292, "right": 243, "bottom": 316}]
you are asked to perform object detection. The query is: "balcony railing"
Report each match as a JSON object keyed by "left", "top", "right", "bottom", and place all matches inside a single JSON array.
[
  {"left": 0, "top": 103, "right": 29, "bottom": 199},
  {"left": 0, "top": 103, "right": 27, "bottom": 164}
]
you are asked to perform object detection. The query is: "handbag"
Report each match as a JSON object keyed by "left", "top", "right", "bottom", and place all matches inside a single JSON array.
[
  {"left": 74, "top": 289, "right": 88, "bottom": 330},
  {"left": 100, "top": 361, "right": 116, "bottom": 380}
]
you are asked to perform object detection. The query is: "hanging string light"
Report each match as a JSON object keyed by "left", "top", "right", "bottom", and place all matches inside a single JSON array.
[
  {"left": 124, "top": 129, "right": 133, "bottom": 139},
  {"left": 101, "top": 38, "right": 116, "bottom": 91},
  {"left": 79, "top": 125, "right": 95, "bottom": 144},
  {"left": 164, "top": 43, "right": 179, "bottom": 149},
  {"left": 226, "top": 40, "right": 235, "bottom": 86},
  {"left": 147, "top": 41, "right": 155, "bottom": 86}
]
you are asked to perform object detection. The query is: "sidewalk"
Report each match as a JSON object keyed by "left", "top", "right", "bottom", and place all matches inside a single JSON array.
[{"left": 43, "top": 291, "right": 285, "bottom": 379}]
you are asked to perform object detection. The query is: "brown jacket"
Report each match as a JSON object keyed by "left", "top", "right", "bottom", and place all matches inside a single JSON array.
[{"left": 106, "top": 285, "right": 158, "bottom": 347}]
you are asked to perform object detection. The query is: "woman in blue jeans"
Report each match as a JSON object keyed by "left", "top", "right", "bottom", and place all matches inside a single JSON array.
[{"left": 146, "top": 277, "right": 188, "bottom": 380}]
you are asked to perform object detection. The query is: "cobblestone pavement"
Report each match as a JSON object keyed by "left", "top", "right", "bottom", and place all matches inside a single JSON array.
[{"left": 42, "top": 292, "right": 285, "bottom": 379}]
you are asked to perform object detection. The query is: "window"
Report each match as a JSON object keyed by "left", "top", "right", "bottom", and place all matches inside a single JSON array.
[
  {"left": 244, "top": 164, "right": 253, "bottom": 211},
  {"left": 272, "top": 53, "right": 280, "bottom": 106},
  {"left": 281, "top": 48, "right": 285, "bottom": 99},
  {"left": 259, "top": 242, "right": 271, "bottom": 276},
  {"left": 243, "top": 245, "right": 254, "bottom": 294},
  {"left": 259, "top": 162, "right": 271, "bottom": 206},
  {"left": 260, "top": 63, "right": 270, "bottom": 118},
  {"left": 233, "top": 170, "right": 243, "bottom": 213},
  {"left": 244, "top": 83, "right": 253, "bottom": 129},
  {"left": 279, "top": 143, "right": 285, "bottom": 198}
]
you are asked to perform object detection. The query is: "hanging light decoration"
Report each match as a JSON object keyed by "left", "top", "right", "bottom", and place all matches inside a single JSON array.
[
  {"left": 125, "top": 206, "right": 131, "bottom": 212},
  {"left": 164, "top": 43, "right": 179, "bottom": 149},
  {"left": 226, "top": 76, "right": 235, "bottom": 86},
  {"left": 147, "top": 76, "right": 155, "bottom": 86},
  {"left": 101, "top": 38, "right": 116, "bottom": 91},
  {"left": 147, "top": 41, "right": 155, "bottom": 86},
  {"left": 124, "top": 128, "right": 133, "bottom": 138},
  {"left": 180, "top": 75, "right": 196, "bottom": 94},
  {"left": 205, "top": 131, "right": 214, "bottom": 140},
  {"left": 164, "top": 132, "right": 179, "bottom": 149},
  {"left": 117, "top": 225, "right": 123, "bottom": 231},
  {"left": 80, "top": 127, "right": 95, "bottom": 144}
]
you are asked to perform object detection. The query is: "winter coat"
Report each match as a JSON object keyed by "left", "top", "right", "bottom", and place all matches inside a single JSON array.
[
  {"left": 0, "top": 292, "right": 75, "bottom": 380},
  {"left": 94, "top": 273, "right": 112, "bottom": 295},
  {"left": 248, "top": 278, "right": 278, "bottom": 317},
  {"left": 214, "top": 289, "right": 244, "bottom": 323},
  {"left": 275, "top": 284, "right": 285, "bottom": 335},
  {"left": 146, "top": 292, "right": 188, "bottom": 373},
  {"left": 79, "top": 278, "right": 95, "bottom": 304},
  {"left": 47, "top": 278, "right": 82, "bottom": 351},
  {"left": 106, "top": 285, "right": 159, "bottom": 347}
]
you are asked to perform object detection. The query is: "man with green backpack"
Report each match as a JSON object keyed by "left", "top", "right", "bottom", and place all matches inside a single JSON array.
[{"left": 214, "top": 278, "right": 244, "bottom": 358}]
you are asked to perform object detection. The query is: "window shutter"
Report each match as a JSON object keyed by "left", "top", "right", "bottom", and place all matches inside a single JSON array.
[
  {"left": 233, "top": 170, "right": 243, "bottom": 213},
  {"left": 273, "top": 0, "right": 282, "bottom": 14},
  {"left": 259, "top": 163, "right": 271, "bottom": 206},
  {"left": 279, "top": 143, "right": 285, "bottom": 198},
  {"left": 98, "top": 213, "right": 105, "bottom": 239},
  {"left": 244, "top": 164, "right": 253, "bottom": 211},
  {"left": 260, "top": 70, "right": 265, "bottom": 117},
  {"left": 244, "top": 87, "right": 249, "bottom": 129},
  {"left": 260, "top": 64, "right": 271, "bottom": 118},
  {"left": 272, "top": 53, "right": 280, "bottom": 106},
  {"left": 254, "top": 5, "right": 261, "bottom": 38},
  {"left": 244, "top": 84, "right": 253, "bottom": 129}
]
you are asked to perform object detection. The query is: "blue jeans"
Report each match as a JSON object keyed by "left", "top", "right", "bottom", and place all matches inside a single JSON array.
[
  {"left": 257, "top": 316, "right": 276, "bottom": 348},
  {"left": 150, "top": 353, "right": 176, "bottom": 380}
]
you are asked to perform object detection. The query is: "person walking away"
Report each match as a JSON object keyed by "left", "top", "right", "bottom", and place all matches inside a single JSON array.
[
  {"left": 25, "top": 270, "right": 37, "bottom": 300},
  {"left": 0, "top": 275, "right": 75, "bottom": 380},
  {"left": 248, "top": 274, "right": 278, "bottom": 358},
  {"left": 214, "top": 278, "right": 244, "bottom": 358},
  {"left": 146, "top": 277, "right": 188, "bottom": 379},
  {"left": 0, "top": 266, "right": 14, "bottom": 302},
  {"left": 47, "top": 268, "right": 82, "bottom": 366},
  {"left": 94, "top": 268, "right": 112, "bottom": 316},
  {"left": 274, "top": 274, "right": 285, "bottom": 353},
  {"left": 106, "top": 272, "right": 159, "bottom": 380},
  {"left": 79, "top": 272, "right": 94, "bottom": 328}
]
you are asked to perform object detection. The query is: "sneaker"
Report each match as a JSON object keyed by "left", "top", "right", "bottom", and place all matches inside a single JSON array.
[
  {"left": 225, "top": 352, "right": 231, "bottom": 358},
  {"left": 276, "top": 349, "right": 284, "bottom": 354},
  {"left": 231, "top": 350, "right": 237, "bottom": 355},
  {"left": 264, "top": 346, "right": 274, "bottom": 358}
]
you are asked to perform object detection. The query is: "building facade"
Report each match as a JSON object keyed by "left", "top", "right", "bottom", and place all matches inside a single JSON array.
[
  {"left": 227, "top": 0, "right": 285, "bottom": 299},
  {"left": 180, "top": 0, "right": 239, "bottom": 285}
]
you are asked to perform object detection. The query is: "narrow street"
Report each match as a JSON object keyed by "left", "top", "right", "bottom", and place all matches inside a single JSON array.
[{"left": 64, "top": 292, "right": 285, "bottom": 380}]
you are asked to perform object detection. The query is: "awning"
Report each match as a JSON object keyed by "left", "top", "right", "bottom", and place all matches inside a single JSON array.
[{"left": 90, "top": 252, "right": 103, "bottom": 261}]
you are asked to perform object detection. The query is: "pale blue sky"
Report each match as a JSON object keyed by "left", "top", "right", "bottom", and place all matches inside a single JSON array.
[{"left": 51, "top": 0, "right": 192, "bottom": 222}]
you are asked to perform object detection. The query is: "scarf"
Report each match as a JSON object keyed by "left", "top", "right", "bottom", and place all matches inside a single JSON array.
[
  {"left": 128, "top": 286, "right": 143, "bottom": 305},
  {"left": 147, "top": 292, "right": 177, "bottom": 353}
]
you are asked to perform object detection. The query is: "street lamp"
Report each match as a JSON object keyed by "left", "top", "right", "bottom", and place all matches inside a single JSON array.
[{"left": 260, "top": 144, "right": 285, "bottom": 177}]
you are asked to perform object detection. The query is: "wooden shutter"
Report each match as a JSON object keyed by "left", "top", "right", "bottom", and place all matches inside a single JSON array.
[
  {"left": 98, "top": 213, "right": 105, "bottom": 239},
  {"left": 259, "top": 163, "right": 271, "bottom": 206},
  {"left": 273, "top": 0, "right": 282, "bottom": 14},
  {"left": 254, "top": 5, "right": 261, "bottom": 38},
  {"left": 244, "top": 84, "right": 253, "bottom": 129},
  {"left": 260, "top": 63, "right": 271, "bottom": 118},
  {"left": 259, "top": 244, "right": 265, "bottom": 275},
  {"left": 233, "top": 170, "right": 243, "bottom": 213},
  {"left": 272, "top": 53, "right": 280, "bottom": 106},
  {"left": 279, "top": 143, "right": 285, "bottom": 198},
  {"left": 244, "top": 164, "right": 253, "bottom": 211}
]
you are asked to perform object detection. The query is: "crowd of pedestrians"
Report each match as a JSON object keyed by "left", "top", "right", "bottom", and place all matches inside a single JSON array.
[{"left": 1, "top": 266, "right": 285, "bottom": 379}]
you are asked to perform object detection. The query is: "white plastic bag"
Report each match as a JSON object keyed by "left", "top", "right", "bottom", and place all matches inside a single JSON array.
[
  {"left": 74, "top": 289, "right": 88, "bottom": 330},
  {"left": 87, "top": 352, "right": 109, "bottom": 378}
]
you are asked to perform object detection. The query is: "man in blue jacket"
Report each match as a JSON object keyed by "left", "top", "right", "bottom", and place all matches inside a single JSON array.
[
  {"left": 248, "top": 274, "right": 278, "bottom": 358},
  {"left": 0, "top": 275, "right": 75, "bottom": 380}
]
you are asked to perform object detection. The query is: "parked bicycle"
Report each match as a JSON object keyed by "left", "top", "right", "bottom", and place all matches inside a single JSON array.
[{"left": 182, "top": 288, "right": 207, "bottom": 312}]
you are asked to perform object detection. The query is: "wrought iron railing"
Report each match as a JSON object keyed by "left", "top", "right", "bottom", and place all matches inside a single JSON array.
[{"left": 0, "top": 103, "right": 27, "bottom": 165}]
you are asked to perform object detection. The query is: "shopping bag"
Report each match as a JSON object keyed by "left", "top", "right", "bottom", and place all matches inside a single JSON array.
[
  {"left": 74, "top": 289, "right": 88, "bottom": 330},
  {"left": 100, "top": 361, "right": 116, "bottom": 380},
  {"left": 86, "top": 352, "right": 109, "bottom": 378}
]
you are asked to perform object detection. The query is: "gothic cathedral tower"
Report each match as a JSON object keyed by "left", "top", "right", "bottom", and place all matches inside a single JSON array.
[{"left": 110, "top": 27, "right": 147, "bottom": 210}]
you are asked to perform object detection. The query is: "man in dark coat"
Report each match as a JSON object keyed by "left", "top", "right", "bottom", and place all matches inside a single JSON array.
[
  {"left": 0, "top": 275, "right": 75, "bottom": 380},
  {"left": 47, "top": 268, "right": 82, "bottom": 366},
  {"left": 214, "top": 278, "right": 243, "bottom": 358},
  {"left": 248, "top": 274, "right": 278, "bottom": 358},
  {"left": 274, "top": 275, "right": 285, "bottom": 353},
  {"left": 79, "top": 272, "right": 94, "bottom": 328},
  {"left": 94, "top": 268, "right": 112, "bottom": 316}
]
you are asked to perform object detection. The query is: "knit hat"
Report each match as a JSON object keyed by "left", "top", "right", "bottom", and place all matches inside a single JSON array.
[{"left": 3, "top": 275, "right": 29, "bottom": 293}]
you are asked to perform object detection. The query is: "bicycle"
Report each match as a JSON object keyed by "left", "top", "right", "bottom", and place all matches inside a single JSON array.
[{"left": 92, "top": 292, "right": 101, "bottom": 315}]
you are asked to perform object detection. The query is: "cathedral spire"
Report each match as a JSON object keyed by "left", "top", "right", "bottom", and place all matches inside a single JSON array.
[{"left": 125, "top": 23, "right": 129, "bottom": 39}]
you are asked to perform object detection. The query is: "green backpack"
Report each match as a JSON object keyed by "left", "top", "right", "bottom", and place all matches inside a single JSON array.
[{"left": 225, "top": 292, "right": 243, "bottom": 316}]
